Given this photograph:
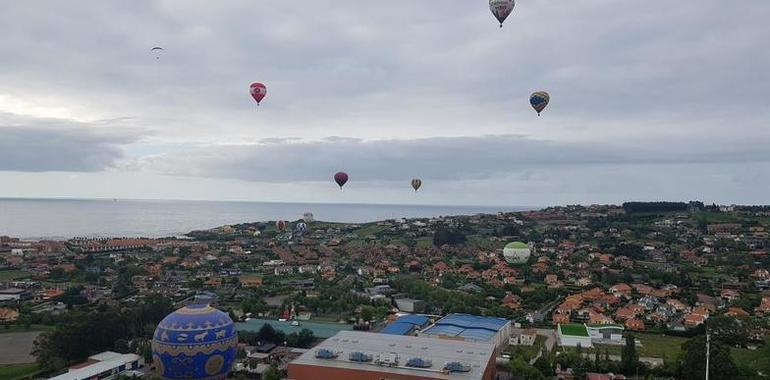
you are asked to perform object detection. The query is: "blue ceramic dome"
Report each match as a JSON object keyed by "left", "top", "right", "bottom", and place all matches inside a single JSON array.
[{"left": 152, "top": 302, "right": 238, "bottom": 379}]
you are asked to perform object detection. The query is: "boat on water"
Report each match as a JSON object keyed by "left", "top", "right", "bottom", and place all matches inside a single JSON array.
[{"left": 291, "top": 320, "right": 300, "bottom": 327}]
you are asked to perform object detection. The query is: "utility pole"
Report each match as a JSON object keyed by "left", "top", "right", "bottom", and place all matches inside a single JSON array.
[{"left": 705, "top": 331, "right": 711, "bottom": 380}]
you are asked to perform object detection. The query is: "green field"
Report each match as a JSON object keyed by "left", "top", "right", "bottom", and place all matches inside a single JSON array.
[
  {"left": 595, "top": 333, "right": 688, "bottom": 359},
  {"left": 0, "top": 271, "right": 30, "bottom": 280},
  {"left": 415, "top": 237, "right": 433, "bottom": 248},
  {"left": 566, "top": 333, "right": 688, "bottom": 359},
  {"left": 732, "top": 339, "right": 770, "bottom": 374},
  {"left": 560, "top": 324, "right": 589, "bottom": 337},
  {"left": 0, "top": 363, "right": 43, "bottom": 380},
  {"left": 354, "top": 224, "right": 387, "bottom": 237}
]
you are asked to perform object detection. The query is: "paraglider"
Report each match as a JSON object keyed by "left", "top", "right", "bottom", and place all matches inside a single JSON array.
[
  {"left": 151, "top": 47, "right": 164, "bottom": 60},
  {"left": 530, "top": 91, "right": 550, "bottom": 116},
  {"left": 275, "top": 220, "right": 287, "bottom": 231},
  {"left": 489, "top": 0, "right": 515, "bottom": 28},
  {"left": 249, "top": 82, "right": 267, "bottom": 106},
  {"left": 411, "top": 178, "right": 422, "bottom": 192},
  {"left": 334, "top": 172, "right": 349, "bottom": 189}
]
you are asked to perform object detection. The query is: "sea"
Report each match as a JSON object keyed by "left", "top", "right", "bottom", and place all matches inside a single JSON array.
[{"left": 0, "top": 198, "right": 529, "bottom": 240}]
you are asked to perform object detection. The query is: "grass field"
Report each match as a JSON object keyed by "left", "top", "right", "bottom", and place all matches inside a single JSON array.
[
  {"left": 732, "top": 339, "right": 770, "bottom": 374},
  {"left": 415, "top": 237, "right": 433, "bottom": 248},
  {"left": 0, "top": 325, "right": 54, "bottom": 334},
  {"left": 0, "top": 363, "right": 43, "bottom": 380},
  {"left": 560, "top": 324, "right": 589, "bottom": 337},
  {"left": 568, "top": 333, "right": 688, "bottom": 359},
  {"left": 0, "top": 271, "right": 31, "bottom": 280}
]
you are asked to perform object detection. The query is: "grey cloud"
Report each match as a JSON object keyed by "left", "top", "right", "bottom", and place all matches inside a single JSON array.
[
  {"left": 0, "top": 114, "right": 141, "bottom": 172},
  {"left": 138, "top": 134, "right": 770, "bottom": 182}
]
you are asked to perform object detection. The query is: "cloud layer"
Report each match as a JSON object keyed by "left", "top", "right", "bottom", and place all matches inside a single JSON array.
[{"left": 0, "top": 1, "right": 768, "bottom": 204}]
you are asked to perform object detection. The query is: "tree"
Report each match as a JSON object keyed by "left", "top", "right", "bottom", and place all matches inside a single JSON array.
[
  {"left": 533, "top": 351, "right": 553, "bottom": 377},
  {"left": 680, "top": 336, "right": 739, "bottom": 380},
  {"left": 705, "top": 316, "right": 749, "bottom": 347},
  {"left": 621, "top": 334, "right": 639, "bottom": 375},
  {"left": 509, "top": 357, "right": 546, "bottom": 380},
  {"left": 263, "top": 364, "right": 281, "bottom": 380}
]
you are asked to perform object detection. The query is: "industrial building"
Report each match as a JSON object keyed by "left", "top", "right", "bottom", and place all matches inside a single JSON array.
[
  {"left": 419, "top": 313, "right": 511, "bottom": 350},
  {"left": 395, "top": 298, "right": 426, "bottom": 313},
  {"left": 381, "top": 314, "right": 431, "bottom": 336},
  {"left": 288, "top": 330, "right": 496, "bottom": 380},
  {"left": 49, "top": 351, "right": 144, "bottom": 380}
]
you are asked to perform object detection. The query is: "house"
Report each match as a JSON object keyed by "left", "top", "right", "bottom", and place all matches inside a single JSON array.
[
  {"left": 239, "top": 275, "right": 263, "bottom": 288},
  {"left": 720, "top": 289, "right": 740, "bottom": 302},
  {"left": 510, "top": 329, "right": 537, "bottom": 346},
  {"left": 755, "top": 297, "right": 770, "bottom": 315},
  {"left": 553, "top": 312, "right": 571, "bottom": 325},
  {"left": 609, "top": 283, "right": 632, "bottom": 297},
  {"left": 625, "top": 319, "right": 645, "bottom": 331},
  {"left": 0, "top": 307, "right": 19, "bottom": 321},
  {"left": 683, "top": 312, "right": 707, "bottom": 326},
  {"left": 725, "top": 308, "right": 749, "bottom": 318}
]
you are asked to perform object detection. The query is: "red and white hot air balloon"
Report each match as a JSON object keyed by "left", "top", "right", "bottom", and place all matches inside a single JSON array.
[
  {"left": 249, "top": 82, "right": 267, "bottom": 106},
  {"left": 275, "top": 220, "right": 287, "bottom": 231}
]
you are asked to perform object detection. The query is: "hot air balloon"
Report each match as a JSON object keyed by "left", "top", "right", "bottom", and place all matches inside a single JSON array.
[
  {"left": 250, "top": 82, "right": 267, "bottom": 106},
  {"left": 489, "top": 0, "right": 515, "bottom": 28},
  {"left": 334, "top": 172, "right": 349, "bottom": 189},
  {"left": 275, "top": 220, "right": 287, "bottom": 231},
  {"left": 530, "top": 91, "right": 550, "bottom": 116},
  {"left": 151, "top": 47, "right": 164, "bottom": 60},
  {"left": 411, "top": 178, "right": 422, "bottom": 191},
  {"left": 296, "top": 222, "right": 308, "bottom": 233}
]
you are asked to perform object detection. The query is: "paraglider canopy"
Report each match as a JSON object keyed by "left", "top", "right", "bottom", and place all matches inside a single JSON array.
[
  {"left": 411, "top": 178, "right": 422, "bottom": 192},
  {"left": 489, "top": 0, "right": 515, "bottom": 27},
  {"left": 249, "top": 82, "right": 267, "bottom": 106},
  {"left": 151, "top": 46, "right": 164, "bottom": 59},
  {"left": 334, "top": 172, "right": 349, "bottom": 189},
  {"left": 530, "top": 91, "right": 550, "bottom": 116}
]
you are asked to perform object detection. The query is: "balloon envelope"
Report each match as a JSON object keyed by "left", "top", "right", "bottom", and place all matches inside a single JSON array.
[
  {"left": 334, "top": 172, "right": 349, "bottom": 189},
  {"left": 411, "top": 178, "right": 422, "bottom": 191},
  {"left": 530, "top": 91, "right": 550, "bottom": 115},
  {"left": 489, "top": 0, "right": 515, "bottom": 27},
  {"left": 275, "top": 220, "right": 286, "bottom": 231},
  {"left": 250, "top": 82, "right": 267, "bottom": 105}
]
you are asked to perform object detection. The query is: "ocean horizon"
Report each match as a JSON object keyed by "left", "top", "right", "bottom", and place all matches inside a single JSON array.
[{"left": 0, "top": 197, "right": 532, "bottom": 240}]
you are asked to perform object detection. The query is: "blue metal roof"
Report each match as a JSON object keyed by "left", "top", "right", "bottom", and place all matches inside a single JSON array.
[
  {"left": 380, "top": 315, "right": 431, "bottom": 335},
  {"left": 421, "top": 313, "right": 508, "bottom": 342},
  {"left": 381, "top": 322, "right": 416, "bottom": 335},
  {"left": 395, "top": 315, "right": 430, "bottom": 327}
]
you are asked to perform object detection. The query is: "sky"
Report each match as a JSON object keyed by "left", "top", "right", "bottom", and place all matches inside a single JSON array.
[{"left": 1, "top": 0, "right": 769, "bottom": 206}]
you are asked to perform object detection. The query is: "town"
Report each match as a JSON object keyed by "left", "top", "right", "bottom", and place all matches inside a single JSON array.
[{"left": 1, "top": 201, "right": 769, "bottom": 379}]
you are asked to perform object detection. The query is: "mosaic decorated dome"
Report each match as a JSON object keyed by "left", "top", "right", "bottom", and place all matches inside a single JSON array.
[{"left": 152, "top": 302, "right": 238, "bottom": 380}]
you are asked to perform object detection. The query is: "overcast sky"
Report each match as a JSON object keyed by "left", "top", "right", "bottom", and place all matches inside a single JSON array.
[{"left": 1, "top": 0, "right": 768, "bottom": 206}]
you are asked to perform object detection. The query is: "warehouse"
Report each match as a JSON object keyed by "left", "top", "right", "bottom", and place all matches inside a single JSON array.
[
  {"left": 419, "top": 313, "right": 511, "bottom": 351},
  {"left": 288, "top": 330, "right": 496, "bottom": 380}
]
